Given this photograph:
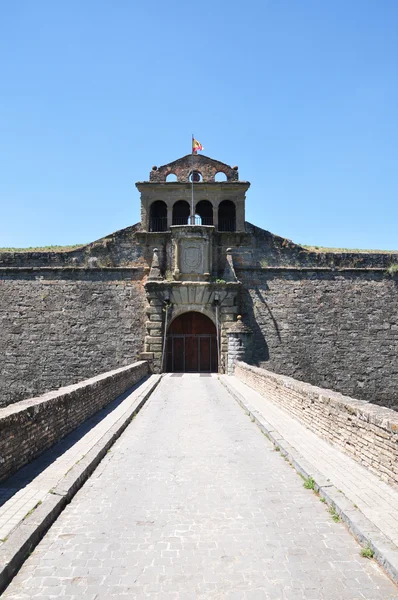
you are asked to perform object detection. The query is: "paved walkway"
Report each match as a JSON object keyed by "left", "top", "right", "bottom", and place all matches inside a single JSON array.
[
  {"left": 3, "top": 374, "right": 397, "bottom": 599},
  {"left": 222, "top": 376, "right": 398, "bottom": 549},
  {"left": 0, "top": 375, "right": 158, "bottom": 545}
]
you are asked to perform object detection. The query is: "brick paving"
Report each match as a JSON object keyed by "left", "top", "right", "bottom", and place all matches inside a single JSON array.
[{"left": 3, "top": 374, "right": 398, "bottom": 599}]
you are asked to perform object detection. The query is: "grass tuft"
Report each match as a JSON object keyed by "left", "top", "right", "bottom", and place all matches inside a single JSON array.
[
  {"left": 361, "top": 544, "right": 374, "bottom": 559},
  {"left": 23, "top": 500, "right": 42, "bottom": 520},
  {"left": 328, "top": 505, "right": 341, "bottom": 523},
  {"left": 303, "top": 476, "right": 316, "bottom": 490},
  {"left": 386, "top": 263, "right": 398, "bottom": 277}
]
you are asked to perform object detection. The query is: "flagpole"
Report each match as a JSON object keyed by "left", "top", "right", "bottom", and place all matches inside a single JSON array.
[{"left": 191, "top": 134, "right": 194, "bottom": 224}]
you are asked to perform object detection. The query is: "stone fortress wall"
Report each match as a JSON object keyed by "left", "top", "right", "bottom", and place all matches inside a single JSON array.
[
  {"left": 1, "top": 153, "right": 397, "bottom": 409},
  {"left": 1, "top": 223, "right": 397, "bottom": 409},
  {"left": 0, "top": 266, "right": 148, "bottom": 407},
  {"left": 239, "top": 267, "right": 398, "bottom": 410}
]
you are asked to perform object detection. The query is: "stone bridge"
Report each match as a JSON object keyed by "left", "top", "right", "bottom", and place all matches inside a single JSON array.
[{"left": 0, "top": 362, "right": 397, "bottom": 599}]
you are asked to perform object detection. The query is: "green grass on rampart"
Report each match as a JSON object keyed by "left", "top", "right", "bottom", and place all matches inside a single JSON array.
[
  {"left": 0, "top": 244, "right": 86, "bottom": 253},
  {"left": 302, "top": 245, "right": 397, "bottom": 254}
]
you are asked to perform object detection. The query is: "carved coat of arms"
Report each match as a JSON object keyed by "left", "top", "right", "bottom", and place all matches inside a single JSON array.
[{"left": 183, "top": 245, "right": 202, "bottom": 272}]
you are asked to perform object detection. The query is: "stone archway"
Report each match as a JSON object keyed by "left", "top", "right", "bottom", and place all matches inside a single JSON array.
[{"left": 166, "top": 312, "right": 218, "bottom": 373}]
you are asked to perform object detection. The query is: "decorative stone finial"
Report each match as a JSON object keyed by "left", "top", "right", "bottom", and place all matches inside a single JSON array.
[
  {"left": 228, "top": 314, "right": 253, "bottom": 334},
  {"left": 223, "top": 248, "right": 238, "bottom": 282},
  {"left": 148, "top": 247, "right": 163, "bottom": 281}
]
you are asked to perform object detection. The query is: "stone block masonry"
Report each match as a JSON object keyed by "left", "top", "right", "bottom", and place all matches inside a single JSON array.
[
  {"left": 0, "top": 361, "right": 148, "bottom": 482},
  {"left": 0, "top": 268, "right": 148, "bottom": 406},
  {"left": 235, "top": 362, "right": 398, "bottom": 488},
  {"left": 239, "top": 268, "right": 398, "bottom": 409}
]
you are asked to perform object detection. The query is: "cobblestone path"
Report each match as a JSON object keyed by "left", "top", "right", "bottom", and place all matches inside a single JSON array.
[{"left": 4, "top": 374, "right": 398, "bottom": 599}]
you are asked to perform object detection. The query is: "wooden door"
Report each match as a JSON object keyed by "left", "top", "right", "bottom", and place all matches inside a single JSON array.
[{"left": 166, "top": 312, "right": 218, "bottom": 373}]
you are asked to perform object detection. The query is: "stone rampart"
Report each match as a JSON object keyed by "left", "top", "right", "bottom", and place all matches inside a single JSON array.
[
  {"left": 235, "top": 362, "right": 398, "bottom": 488},
  {"left": 2, "top": 221, "right": 398, "bottom": 410},
  {"left": 0, "top": 361, "right": 149, "bottom": 482}
]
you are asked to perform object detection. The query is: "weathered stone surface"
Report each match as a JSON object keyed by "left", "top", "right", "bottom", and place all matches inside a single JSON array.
[{"left": 148, "top": 153, "right": 240, "bottom": 183}]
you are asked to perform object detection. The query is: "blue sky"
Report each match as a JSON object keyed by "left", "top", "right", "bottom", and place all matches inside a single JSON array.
[{"left": 1, "top": 1, "right": 397, "bottom": 249}]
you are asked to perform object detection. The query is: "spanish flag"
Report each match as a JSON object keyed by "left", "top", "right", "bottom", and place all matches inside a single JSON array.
[{"left": 192, "top": 138, "right": 203, "bottom": 154}]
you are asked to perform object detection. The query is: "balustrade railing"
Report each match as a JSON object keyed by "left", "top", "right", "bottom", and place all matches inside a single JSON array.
[
  {"left": 172, "top": 217, "right": 190, "bottom": 225},
  {"left": 218, "top": 218, "right": 236, "bottom": 232},
  {"left": 149, "top": 217, "right": 168, "bottom": 232},
  {"left": 149, "top": 216, "right": 235, "bottom": 231}
]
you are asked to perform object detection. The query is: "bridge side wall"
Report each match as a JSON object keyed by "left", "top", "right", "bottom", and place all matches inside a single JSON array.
[
  {"left": 0, "top": 269, "right": 147, "bottom": 407},
  {"left": 235, "top": 362, "right": 398, "bottom": 488},
  {"left": 0, "top": 361, "right": 149, "bottom": 483},
  {"left": 239, "top": 269, "right": 398, "bottom": 409}
]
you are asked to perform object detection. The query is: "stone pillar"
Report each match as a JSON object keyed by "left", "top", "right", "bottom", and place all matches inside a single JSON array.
[
  {"left": 235, "top": 202, "right": 245, "bottom": 232},
  {"left": 173, "top": 239, "right": 180, "bottom": 278},
  {"left": 226, "top": 315, "right": 253, "bottom": 375},
  {"left": 213, "top": 203, "right": 218, "bottom": 230},
  {"left": 167, "top": 205, "right": 173, "bottom": 230}
]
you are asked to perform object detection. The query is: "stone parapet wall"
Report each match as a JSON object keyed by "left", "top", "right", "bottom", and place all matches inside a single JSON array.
[
  {"left": 0, "top": 361, "right": 149, "bottom": 483},
  {"left": 235, "top": 362, "right": 398, "bottom": 488}
]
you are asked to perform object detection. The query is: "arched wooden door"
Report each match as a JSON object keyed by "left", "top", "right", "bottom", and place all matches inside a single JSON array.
[{"left": 166, "top": 312, "right": 218, "bottom": 373}]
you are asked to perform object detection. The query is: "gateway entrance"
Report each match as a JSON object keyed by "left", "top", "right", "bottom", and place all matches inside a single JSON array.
[{"left": 166, "top": 312, "right": 218, "bottom": 373}]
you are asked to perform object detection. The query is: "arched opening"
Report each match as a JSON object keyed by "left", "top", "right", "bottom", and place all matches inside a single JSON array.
[
  {"left": 218, "top": 200, "right": 236, "bottom": 232},
  {"left": 172, "top": 200, "right": 190, "bottom": 225},
  {"left": 166, "top": 173, "right": 177, "bottom": 182},
  {"left": 189, "top": 170, "right": 202, "bottom": 182},
  {"left": 215, "top": 171, "right": 227, "bottom": 181},
  {"left": 195, "top": 200, "right": 213, "bottom": 226},
  {"left": 149, "top": 200, "right": 167, "bottom": 232},
  {"left": 166, "top": 312, "right": 218, "bottom": 372}
]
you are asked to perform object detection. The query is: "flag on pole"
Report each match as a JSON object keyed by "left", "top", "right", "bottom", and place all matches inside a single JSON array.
[{"left": 192, "top": 138, "right": 203, "bottom": 154}]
